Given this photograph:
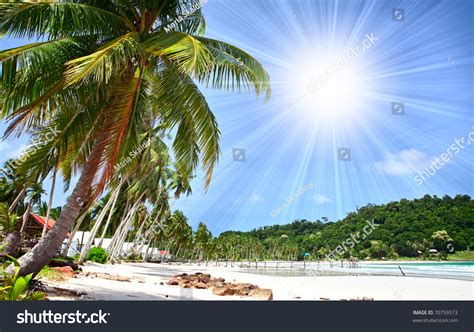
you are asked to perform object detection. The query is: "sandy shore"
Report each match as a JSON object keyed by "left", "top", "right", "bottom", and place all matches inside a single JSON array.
[{"left": 43, "top": 262, "right": 474, "bottom": 301}]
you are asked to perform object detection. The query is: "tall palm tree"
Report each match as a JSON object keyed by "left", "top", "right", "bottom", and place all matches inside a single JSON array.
[
  {"left": 0, "top": 0, "right": 270, "bottom": 275},
  {"left": 194, "top": 221, "right": 211, "bottom": 260},
  {"left": 41, "top": 166, "right": 58, "bottom": 238},
  {"left": 167, "top": 210, "right": 192, "bottom": 258}
]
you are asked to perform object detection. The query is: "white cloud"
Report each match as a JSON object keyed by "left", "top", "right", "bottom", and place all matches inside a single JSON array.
[
  {"left": 313, "top": 194, "right": 331, "bottom": 204},
  {"left": 375, "top": 148, "right": 430, "bottom": 175},
  {"left": 249, "top": 193, "right": 264, "bottom": 203}
]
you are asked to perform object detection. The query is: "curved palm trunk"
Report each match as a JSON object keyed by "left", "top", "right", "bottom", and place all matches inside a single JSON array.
[
  {"left": 61, "top": 211, "right": 87, "bottom": 256},
  {"left": 8, "top": 188, "right": 26, "bottom": 214},
  {"left": 41, "top": 167, "right": 57, "bottom": 238},
  {"left": 109, "top": 213, "right": 135, "bottom": 258},
  {"left": 136, "top": 214, "right": 159, "bottom": 253},
  {"left": 108, "top": 194, "right": 145, "bottom": 259},
  {"left": 137, "top": 230, "right": 152, "bottom": 255},
  {"left": 77, "top": 181, "right": 124, "bottom": 264},
  {"left": 14, "top": 132, "right": 108, "bottom": 276},
  {"left": 77, "top": 202, "right": 110, "bottom": 264},
  {"left": 1, "top": 230, "right": 21, "bottom": 256},
  {"left": 102, "top": 200, "right": 130, "bottom": 250},
  {"left": 108, "top": 210, "right": 132, "bottom": 257},
  {"left": 19, "top": 200, "right": 32, "bottom": 235},
  {"left": 131, "top": 213, "right": 148, "bottom": 252},
  {"left": 97, "top": 181, "right": 124, "bottom": 248},
  {"left": 106, "top": 215, "right": 128, "bottom": 257},
  {"left": 143, "top": 238, "right": 153, "bottom": 260}
]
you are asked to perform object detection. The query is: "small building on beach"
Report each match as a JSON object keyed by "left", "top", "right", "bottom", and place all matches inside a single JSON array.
[{"left": 19, "top": 213, "right": 57, "bottom": 253}]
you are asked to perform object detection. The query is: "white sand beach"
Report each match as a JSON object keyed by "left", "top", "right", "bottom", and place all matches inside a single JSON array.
[{"left": 43, "top": 262, "right": 474, "bottom": 301}]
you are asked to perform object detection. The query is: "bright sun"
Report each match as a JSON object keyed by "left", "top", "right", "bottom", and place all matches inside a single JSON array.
[{"left": 287, "top": 51, "right": 370, "bottom": 123}]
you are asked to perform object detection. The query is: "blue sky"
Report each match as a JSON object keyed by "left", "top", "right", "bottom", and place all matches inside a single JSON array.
[{"left": 1, "top": 0, "right": 473, "bottom": 235}]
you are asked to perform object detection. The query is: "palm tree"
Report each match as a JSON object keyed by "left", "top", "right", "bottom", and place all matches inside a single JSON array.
[
  {"left": 106, "top": 138, "right": 176, "bottom": 260},
  {"left": 19, "top": 183, "right": 45, "bottom": 236},
  {"left": 0, "top": 0, "right": 270, "bottom": 275},
  {"left": 41, "top": 166, "right": 58, "bottom": 238},
  {"left": 167, "top": 210, "right": 192, "bottom": 258},
  {"left": 194, "top": 222, "right": 212, "bottom": 260},
  {"left": 169, "top": 162, "right": 194, "bottom": 199},
  {"left": 77, "top": 178, "right": 126, "bottom": 264}
]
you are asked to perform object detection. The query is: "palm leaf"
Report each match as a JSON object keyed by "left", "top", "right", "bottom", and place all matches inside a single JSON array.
[
  {"left": 151, "top": 65, "right": 220, "bottom": 189},
  {"left": 143, "top": 31, "right": 212, "bottom": 77},
  {"left": 64, "top": 32, "right": 140, "bottom": 86},
  {"left": 90, "top": 69, "right": 143, "bottom": 196},
  {"left": 0, "top": 1, "right": 128, "bottom": 39},
  {"left": 196, "top": 36, "right": 271, "bottom": 99}
]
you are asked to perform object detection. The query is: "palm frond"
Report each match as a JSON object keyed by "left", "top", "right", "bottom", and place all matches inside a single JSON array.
[
  {"left": 91, "top": 69, "right": 143, "bottom": 196},
  {"left": 0, "top": 1, "right": 129, "bottom": 39},
  {"left": 151, "top": 65, "right": 220, "bottom": 189},
  {"left": 64, "top": 32, "right": 140, "bottom": 86},
  {"left": 143, "top": 31, "right": 212, "bottom": 77},
  {"left": 196, "top": 36, "right": 271, "bottom": 100},
  {"left": 0, "top": 37, "right": 82, "bottom": 64},
  {"left": 158, "top": 12, "right": 206, "bottom": 36}
]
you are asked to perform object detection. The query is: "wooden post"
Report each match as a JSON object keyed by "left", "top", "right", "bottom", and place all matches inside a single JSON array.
[{"left": 398, "top": 265, "right": 406, "bottom": 276}]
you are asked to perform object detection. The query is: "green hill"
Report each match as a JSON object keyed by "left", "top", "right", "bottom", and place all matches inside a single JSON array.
[{"left": 218, "top": 194, "right": 473, "bottom": 260}]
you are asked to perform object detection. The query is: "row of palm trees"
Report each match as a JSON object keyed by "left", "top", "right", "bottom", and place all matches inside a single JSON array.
[
  {"left": 0, "top": 0, "right": 270, "bottom": 276},
  {"left": 1, "top": 170, "right": 299, "bottom": 264}
]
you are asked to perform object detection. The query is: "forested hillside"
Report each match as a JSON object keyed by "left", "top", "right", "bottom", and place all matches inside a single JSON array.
[{"left": 217, "top": 195, "right": 473, "bottom": 259}]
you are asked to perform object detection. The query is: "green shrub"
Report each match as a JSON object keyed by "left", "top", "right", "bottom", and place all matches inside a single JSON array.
[{"left": 86, "top": 247, "right": 108, "bottom": 264}]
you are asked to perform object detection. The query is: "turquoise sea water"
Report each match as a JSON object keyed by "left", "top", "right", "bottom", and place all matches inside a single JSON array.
[
  {"left": 238, "top": 261, "right": 474, "bottom": 281},
  {"left": 359, "top": 262, "right": 474, "bottom": 281}
]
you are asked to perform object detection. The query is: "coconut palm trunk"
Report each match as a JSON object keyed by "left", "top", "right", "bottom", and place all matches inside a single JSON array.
[
  {"left": 2, "top": 230, "right": 21, "bottom": 256},
  {"left": 41, "top": 167, "right": 57, "bottom": 238},
  {"left": 136, "top": 213, "right": 160, "bottom": 252},
  {"left": 97, "top": 182, "right": 123, "bottom": 248},
  {"left": 131, "top": 214, "right": 148, "bottom": 249},
  {"left": 14, "top": 129, "right": 108, "bottom": 276},
  {"left": 108, "top": 193, "right": 145, "bottom": 259},
  {"left": 61, "top": 211, "right": 88, "bottom": 256},
  {"left": 108, "top": 205, "right": 134, "bottom": 254},
  {"left": 8, "top": 188, "right": 26, "bottom": 214},
  {"left": 77, "top": 180, "right": 124, "bottom": 264},
  {"left": 19, "top": 200, "right": 32, "bottom": 236}
]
